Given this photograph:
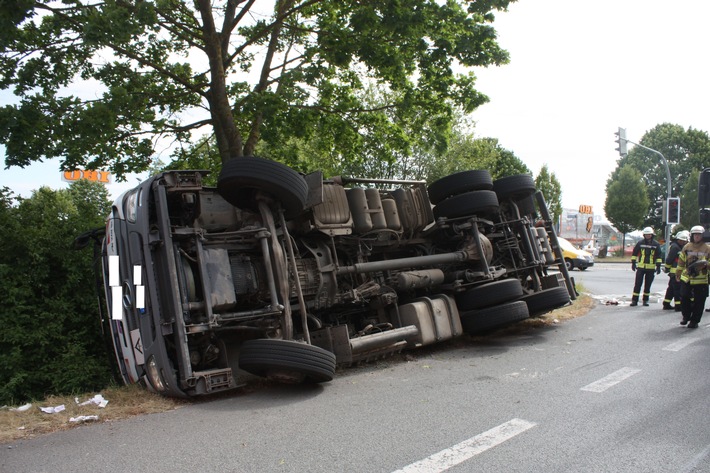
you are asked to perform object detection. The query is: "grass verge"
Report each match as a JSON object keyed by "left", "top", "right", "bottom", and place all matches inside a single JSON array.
[{"left": 0, "top": 384, "right": 186, "bottom": 444}]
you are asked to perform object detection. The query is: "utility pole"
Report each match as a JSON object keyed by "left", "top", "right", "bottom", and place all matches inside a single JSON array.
[{"left": 614, "top": 127, "right": 673, "bottom": 254}]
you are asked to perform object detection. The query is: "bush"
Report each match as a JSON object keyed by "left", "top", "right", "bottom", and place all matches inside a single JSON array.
[{"left": 0, "top": 182, "right": 113, "bottom": 404}]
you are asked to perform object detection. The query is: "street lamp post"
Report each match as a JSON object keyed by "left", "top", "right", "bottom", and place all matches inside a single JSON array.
[{"left": 615, "top": 128, "right": 673, "bottom": 254}]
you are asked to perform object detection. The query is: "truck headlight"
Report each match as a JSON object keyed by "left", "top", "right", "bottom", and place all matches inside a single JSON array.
[{"left": 146, "top": 356, "right": 166, "bottom": 392}]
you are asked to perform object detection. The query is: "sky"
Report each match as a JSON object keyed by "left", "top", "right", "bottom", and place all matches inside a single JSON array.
[{"left": 2, "top": 0, "right": 710, "bottom": 218}]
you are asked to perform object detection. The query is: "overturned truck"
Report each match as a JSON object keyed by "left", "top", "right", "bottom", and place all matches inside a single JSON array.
[{"left": 87, "top": 157, "right": 574, "bottom": 398}]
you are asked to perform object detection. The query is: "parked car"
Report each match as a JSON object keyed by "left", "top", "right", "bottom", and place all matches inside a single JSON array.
[
  {"left": 558, "top": 237, "right": 594, "bottom": 270},
  {"left": 78, "top": 159, "right": 574, "bottom": 398}
]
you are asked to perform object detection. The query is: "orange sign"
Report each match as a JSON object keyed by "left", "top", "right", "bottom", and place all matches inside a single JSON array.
[
  {"left": 578, "top": 205, "right": 593, "bottom": 214},
  {"left": 62, "top": 170, "right": 112, "bottom": 184}
]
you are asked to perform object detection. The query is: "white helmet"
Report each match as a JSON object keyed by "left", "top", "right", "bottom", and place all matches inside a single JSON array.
[
  {"left": 642, "top": 227, "right": 654, "bottom": 235},
  {"left": 676, "top": 230, "right": 690, "bottom": 241},
  {"left": 690, "top": 225, "right": 704, "bottom": 235}
]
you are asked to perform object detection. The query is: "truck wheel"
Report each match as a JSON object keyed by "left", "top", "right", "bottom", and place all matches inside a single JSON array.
[
  {"left": 217, "top": 157, "right": 309, "bottom": 219},
  {"left": 460, "top": 300, "right": 529, "bottom": 334},
  {"left": 520, "top": 287, "right": 571, "bottom": 316},
  {"left": 456, "top": 279, "right": 523, "bottom": 310},
  {"left": 239, "top": 339, "right": 336, "bottom": 383},
  {"left": 433, "top": 190, "right": 499, "bottom": 219},
  {"left": 427, "top": 170, "right": 493, "bottom": 205},
  {"left": 493, "top": 174, "right": 536, "bottom": 201}
]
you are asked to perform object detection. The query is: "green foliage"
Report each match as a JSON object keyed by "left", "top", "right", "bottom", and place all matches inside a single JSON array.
[
  {"left": 0, "top": 181, "right": 113, "bottom": 404},
  {"left": 422, "top": 134, "right": 531, "bottom": 183},
  {"left": 611, "top": 123, "right": 710, "bottom": 229},
  {"left": 534, "top": 164, "right": 562, "bottom": 223},
  {"left": 1, "top": 0, "right": 514, "bottom": 177},
  {"left": 604, "top": 165, "right": 649, "bottom": 235},
  {"left": 164, "top": 136, "right": 222, "bottom": 186}
]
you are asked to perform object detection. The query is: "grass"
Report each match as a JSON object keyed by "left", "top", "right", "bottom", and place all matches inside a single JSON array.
[{"left": 0, "top": 291, "right": 595, "bottom": 444}]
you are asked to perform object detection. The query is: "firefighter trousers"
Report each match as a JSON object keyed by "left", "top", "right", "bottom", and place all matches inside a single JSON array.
[
  {"left": 632, "top": 268, "right": 656, "bottom": 303},
  {"left": 663, "top": 274, "right": 681, "bottom": 307},
  {"left": 680, "top": 282, "right": 709, "bottom": 324}
]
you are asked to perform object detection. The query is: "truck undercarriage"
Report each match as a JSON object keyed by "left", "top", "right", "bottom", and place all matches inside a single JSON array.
[{"left": 96, "top": 157, "right": 574, "bottom": 397}]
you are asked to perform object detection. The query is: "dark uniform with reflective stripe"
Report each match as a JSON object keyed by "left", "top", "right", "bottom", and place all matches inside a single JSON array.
[
  {"left": 630, "top": 236, "right": 662, "bottom": 306},
  {"left": 663, "top": 239, "right": 683, "bottom": 310}
]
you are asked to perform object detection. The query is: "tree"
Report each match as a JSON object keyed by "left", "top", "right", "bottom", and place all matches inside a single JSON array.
[
  {"left": 422, "top": 134, "right": 531, "bottom": 183},
  {"left": 612, "top": 123, "right": 710, "bottom": 229},
  {"left": 0, "top": 180, "right": 113, "bottom": 404},
  {"left": 534, "top": 164, "right": 562, "bottom": 223},
  {"left": 604, "top": 165, "right": 648, "bottom": 252},
  {"left": 167, "top": 106, "right": 534, "bottom": 185},
  {"left": 0, "top": 0, "right": 513, "bottom": 177}
]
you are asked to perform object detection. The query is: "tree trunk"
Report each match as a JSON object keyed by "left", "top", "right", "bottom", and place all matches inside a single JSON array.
[{"left": 197, "top": 0, "right": 243, "bottom": 165}]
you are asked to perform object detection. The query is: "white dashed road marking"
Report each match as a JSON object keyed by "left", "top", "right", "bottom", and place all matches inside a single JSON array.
[
  {"left": 580, "top": 367, "right": 641, "bottom": 393},
  {"left": 392, "top": 418, "right": 536, "bottom": 473},
  {"left": 663, "top": 337, "right": 703, "bottom": 352}
]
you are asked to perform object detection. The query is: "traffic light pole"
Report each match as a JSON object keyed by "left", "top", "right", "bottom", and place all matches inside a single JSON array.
[{"left": 623, "top": 138, "right": 673, "bottom": 254}]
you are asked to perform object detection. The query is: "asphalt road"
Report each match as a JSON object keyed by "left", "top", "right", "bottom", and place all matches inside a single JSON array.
[
  {"left": 573, "top": 261, "right": 681, "bottom": 307},
  {"left": 3, "top": 265, "right": 710, "bottom": 473}
]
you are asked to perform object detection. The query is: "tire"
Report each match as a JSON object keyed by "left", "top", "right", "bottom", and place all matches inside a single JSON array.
[
  {"left": 565, "top": 259, "right": 574, "bottom": 271},
  {"left": 520, "top": 287, "right": 571, "bottom": 316},
  {"left": 456, "top": 279, "right": 523, "bottom": 310},
  {"left": 433, "top": 190, "right": 499, "bottom": 219},
  {"left": 460, "top": 300, "right": 529, "bottom": 334},
  {"left": 239, "top": 339, "right": 336, "bottom": 383},
  {"left": 217, "top": 157, "right": 309, "bottom": 219},
  {"left": 428, "top": 170, "right": 493, "bottom": 205},
  {"left": 493, "top": 174, "right": 536, "bottom": 201}
]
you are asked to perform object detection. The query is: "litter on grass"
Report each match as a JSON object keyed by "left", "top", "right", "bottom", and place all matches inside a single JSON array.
[
  {"left": 69, "top": 415, "right": 99, "bottom": 423},
  {"left": 75, "top": 394, "right": 109, "bottom": 408},
  {"left": 9, "top": 403, "right": 32, "bottom": 412},
  {"left": 40, "top": 404, "right": 66, "bottom": 414}
]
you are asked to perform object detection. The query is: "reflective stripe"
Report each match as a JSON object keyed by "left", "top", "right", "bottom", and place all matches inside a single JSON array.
[{"left": 632, "top": 241, "right": 662, "bottom": 269}]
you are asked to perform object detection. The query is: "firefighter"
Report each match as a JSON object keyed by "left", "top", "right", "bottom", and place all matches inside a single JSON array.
[
  {"left": 630, "top": 227, "right": 662, "bottom": 306},
  {"left": 675, "top": 225, "right": 710, "bottom": 328},
  {"left": 662, "top": 230, "right": 689, "bottom": 311}
]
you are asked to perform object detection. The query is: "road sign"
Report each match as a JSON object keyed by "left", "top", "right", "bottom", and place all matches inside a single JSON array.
[{"left": 61, "top": 170, "right": 112, "bottom": 184}]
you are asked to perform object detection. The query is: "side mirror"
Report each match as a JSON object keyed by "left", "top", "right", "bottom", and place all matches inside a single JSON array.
[{"left": 73, "top": 227, "right": 105, "bottom": 250}]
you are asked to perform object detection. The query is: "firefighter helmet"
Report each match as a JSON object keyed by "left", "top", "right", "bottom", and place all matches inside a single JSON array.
[
  {"left": 676, "top": 230, "right": 690, "bottom": 241},
  {"left": 642, "top": 227, "right": 654, "bottom": 235},
  {"left": 690, "top": 225, "right": 704, "bottom": 235}
]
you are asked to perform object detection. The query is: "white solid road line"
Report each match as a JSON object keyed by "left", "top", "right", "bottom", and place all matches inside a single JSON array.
[
  {"left": 580, "top": 367, "right": 641, "bottom": 393},
  {"left": 391, "top": 418, "right": 537, "bottom": 473}
]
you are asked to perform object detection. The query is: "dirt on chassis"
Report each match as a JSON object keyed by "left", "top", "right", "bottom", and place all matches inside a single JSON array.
[{"left": 78, "top": 157, "right": 575, "bottom": 398}]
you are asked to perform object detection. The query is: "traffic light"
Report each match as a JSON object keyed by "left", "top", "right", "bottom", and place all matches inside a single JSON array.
[
  {"left": 615, "top": 127, "right": 628, "bottom": 156},
  {"left": 667, "top": 197, "right": 680, "bottom": 224}
]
